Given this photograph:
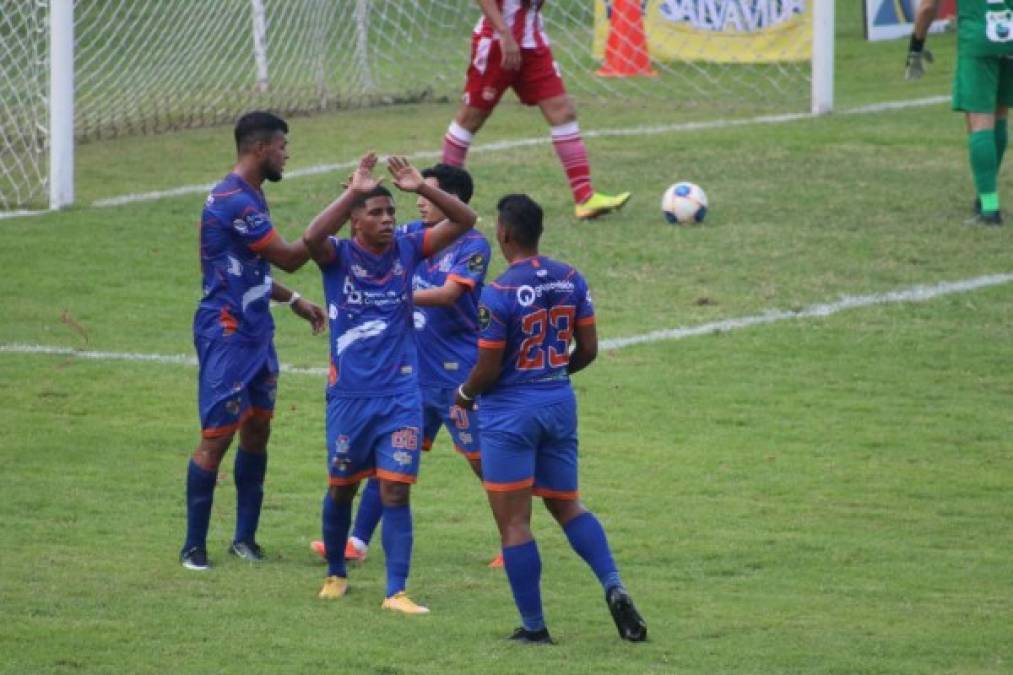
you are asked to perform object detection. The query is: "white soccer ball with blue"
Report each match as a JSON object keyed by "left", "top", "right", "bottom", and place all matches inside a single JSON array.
[{"left": 662, "top": 182, "right": 708, "bottom": 225}]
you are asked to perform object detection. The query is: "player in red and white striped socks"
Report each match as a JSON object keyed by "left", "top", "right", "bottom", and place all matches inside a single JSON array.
[{"left": 442, "top": 0, "right": 630, "bottom": 220}]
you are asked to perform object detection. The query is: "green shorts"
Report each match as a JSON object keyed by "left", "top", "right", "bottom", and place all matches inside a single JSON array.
[{"left": 952, "top": 53, "right": 1013, "bottom": 113}]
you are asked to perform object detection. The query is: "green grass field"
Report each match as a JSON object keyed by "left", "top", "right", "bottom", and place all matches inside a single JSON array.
[{"left": 2, "top": 4, "right": 1012, "bottom": 674}]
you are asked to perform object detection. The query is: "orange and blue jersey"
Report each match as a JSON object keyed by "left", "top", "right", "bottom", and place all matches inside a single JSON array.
[
  {"left": 193, "top": 173, "right": 278, "bottom": 342},
  {"left": 477, "top": 255, "right": 594, "bottom": 408},
  {"left": 318, "top": 230, "right": 432, "bottom": 398},
  {"left": 477, "top": 255, "right": 593, "bottom": 499},
  {"left": 400, "top": 219, "right": 491, "bottom": 387}
]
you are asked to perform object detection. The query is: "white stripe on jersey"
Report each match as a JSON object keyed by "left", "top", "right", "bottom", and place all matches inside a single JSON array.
[
  {"left": 241, "top": 275, "right": 272, "bottom": 311},
  {"left": 336, "top": 319, "right": 388, "bottom": 356},
  {"left": 473, "top": 0, "right": 548, "bottom": 50}
]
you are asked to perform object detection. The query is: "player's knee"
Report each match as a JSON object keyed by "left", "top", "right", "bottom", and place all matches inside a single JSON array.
[
  {"left": 543, "top": 497, "right": 586, "bottom": 526},
  {"left": 327, "top": 485, "right": 356, "bottom": 504},
  {"left": 456, "top": 105, "right": 489, "bottom": 133},
  {"left": 239, "top": 416, "right": 271, "bottom": 451},
  {"left": 541, "top": 95, "right": 576, "bottom": 125},
  {"left": 193, "top": 435, "right": 231, "bottom": 471},
  {"left": 379, "top": 480, "right": 411, "bottom": 507}
]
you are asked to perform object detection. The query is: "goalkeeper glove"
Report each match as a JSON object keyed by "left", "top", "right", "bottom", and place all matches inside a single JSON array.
[{"left": 905, "top": 48, "right": 933, "bottom": 80}]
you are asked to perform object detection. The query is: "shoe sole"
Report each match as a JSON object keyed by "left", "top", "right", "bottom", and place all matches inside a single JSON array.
[
  {"left": 181, "top": 561, "right": 209, "bottom": 571},
  {"left": 608, "top": 593, "right": 647, "bottom": 642}
]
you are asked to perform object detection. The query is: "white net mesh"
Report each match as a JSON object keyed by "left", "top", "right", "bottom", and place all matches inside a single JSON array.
[
  {"left": 0, "top": 1, "right": 49, "bottom": 211},
  {"left": 0, "top": 0, "right": 815, "bottom": 210}
]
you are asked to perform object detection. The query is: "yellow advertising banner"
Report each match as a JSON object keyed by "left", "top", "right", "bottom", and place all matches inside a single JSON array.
[{"left": 593, "top": 0, "right": 812, "bottom": 64}]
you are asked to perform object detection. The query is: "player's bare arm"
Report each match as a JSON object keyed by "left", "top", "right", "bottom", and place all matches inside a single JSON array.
[
  {"left": 566, "top": 321, "right": 598, "bottom": 375},
  {"left": 413, "top": 279, "right": 469, "bottom": 307},
  {"left": 477, "top": 0, "right": 521, "bottom": 69},
  {"left": 455, "top": 345, "right": 504, "bottom": 411},
  {"left": 388, "top": 155, "right": 477, "bottom": 255},
  {"left": 271, "top": 281, "right": 326, "bottom": 335},
  {"left": 905, "top": 0, "right": 938, "bottom": 80},
  {"left": 257, "top": 232, "right": 311, "bottom": 273},
  {"left": 303, "top": 152, "right": 382, "bottom": 264}
]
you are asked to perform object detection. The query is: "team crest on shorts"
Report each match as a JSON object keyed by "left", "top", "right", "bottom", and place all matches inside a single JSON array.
[
  {"left": 478, "top": 305, "right": 491, "bottom": 330},
  {"left": 482, "top": 87, "right": 497, "bottom": 101}
]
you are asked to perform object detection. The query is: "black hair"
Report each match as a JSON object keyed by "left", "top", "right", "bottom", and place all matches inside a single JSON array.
[
  {"left": 496, "top": 194, "right": 543, "bottom": 248},
  {"left": 234, "top": 111, "right": 288, "bottom": 152},
  {"left": 421, "top": 164, "right": 474, "bottom": 204},
  {"left": 351, "top": 185, "right": 394, "bottom": 210}
]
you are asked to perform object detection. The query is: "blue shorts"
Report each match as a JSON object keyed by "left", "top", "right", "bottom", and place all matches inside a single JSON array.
[
  {"left": 195, "top": 335, "right": 277, "bottom": 438},
  {"left": 420, "top": 385, "right": 481, "bottom": 460},
  {"left": 326, "top": 390, "right": 423, "bottom": 486},
  {"left": 479, "top": 390, "right": 579, "bottom": 500}
]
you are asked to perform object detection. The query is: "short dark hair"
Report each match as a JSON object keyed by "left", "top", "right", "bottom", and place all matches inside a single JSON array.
[
  {"left": 234, "top": 111, "right": 288, "bottom": 152},
  {"left": 351, "top": 185, "right": 393, "bottom": 211},
  {"left": 421, "top": 164, "right": 474, "bottom": 204},
  {"left": 496, "top": 194, "right": 543, "bottom": 247}
]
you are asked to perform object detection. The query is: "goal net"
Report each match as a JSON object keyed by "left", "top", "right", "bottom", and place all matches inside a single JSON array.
[{"left": 1, "top": 0, "right": 829, "bottom": 212}]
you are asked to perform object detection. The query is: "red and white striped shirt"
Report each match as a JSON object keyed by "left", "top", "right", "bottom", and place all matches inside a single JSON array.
[{"left": 473, "top": 0, "right": 550, "bottom": 50}]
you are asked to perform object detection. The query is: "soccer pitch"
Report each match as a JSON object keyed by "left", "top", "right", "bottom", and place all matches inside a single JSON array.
[{"left": 1, "top": 6, "right": 1012, "bottom": 674}]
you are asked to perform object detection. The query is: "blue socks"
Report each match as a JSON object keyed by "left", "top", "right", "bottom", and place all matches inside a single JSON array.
[
  {"left": 381, "top": 504, "right": 413, "bottom": 597},
  {"left": 351, "top": 478, "right": 383, "bottom": 546},
  {"left": 322, "top": 493, "right": 352, "bottom": 577},
  {"left": 184, "top": 459, "right": 217, "bottom": 551},
  {"left": 563, "top": 511, "right": 622, "bottom": 592},
  {"left": 233, "top": 448, "right": 267, "bottom": 544},
  {"left": 502, "top": 540, "right": 545, "bottom": 631}
]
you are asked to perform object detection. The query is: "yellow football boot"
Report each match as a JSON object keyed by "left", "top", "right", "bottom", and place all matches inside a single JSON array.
[
  {"left": 574, "top": 191, "right": 632, "bottom": 219},
  {"left": 380, "top": 592, "right": 430, "bottom": 615},
  {"left": 318, "top": 575, "right": 348, "bottom": 600}
]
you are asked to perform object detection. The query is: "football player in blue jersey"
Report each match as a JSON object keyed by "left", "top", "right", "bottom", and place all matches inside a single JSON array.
[
  {"left": 181, "top": 111, "right": 327, "bottom": 571},
  {"left": 303, "top": 152, "right": 477, "bottom": 614},
  {"left": 455, "top": 194, "right": 647, "bottom": 643},
  {"left": 311, "top": 164, "right": 504, "bottom": 567}
]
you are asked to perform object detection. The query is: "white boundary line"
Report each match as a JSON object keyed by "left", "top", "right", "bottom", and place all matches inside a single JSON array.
[
  {"left": 84, "top": 95, "right": 951, "bottom": 210},
  {"left": 3, "top": 272, "right": 1009, "bottom": 376}
]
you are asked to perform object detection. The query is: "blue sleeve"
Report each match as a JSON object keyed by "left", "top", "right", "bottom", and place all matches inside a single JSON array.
[
  {"left": 320, "top": 236, "right": 346, "bottom": 273},
  {"left": 478, "top": 286, "right": 508, "bottom": 347},
  {"left": 227, "top": 196, "right": 276, "bottom": 252},
  {"left": 447, "top": 235, "right": 491, "bottom": 290},
  {"left": 575, "top": 273, "right": 595, "bottom": 323}
]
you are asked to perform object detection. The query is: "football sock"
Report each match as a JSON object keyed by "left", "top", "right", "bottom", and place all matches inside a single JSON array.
[
  {"left": 563, "top": 511, "right": 623, "bottom": 591},
  {"left": 322, "top": 493, "right": 351, "bottom": 578},
  {"left": 184, "top": 459, "right": 217, "bottom": 551},
  {"left": 969, "top": 129, "right": 999, "bottom": 212},
  {"left": 995, "top": 118, "right": 1008, "bottom": 171},
  {"left": 503, "top": 540, "right": 546, "bottom": 631},
  {"left": 551, "top": 121, "right": 594, "bottom": 204},
  {"left": 442, "top": 121, "right": 473, "bottom": 167},
  {"left": 351, "top": 477, "right": 382, "bottom": 546},
  {"left": 381, "top": 504, "right": 413, "bottom": 597},
  {"left": 233, "top": 448, "right": 267, "bottom": 544}
]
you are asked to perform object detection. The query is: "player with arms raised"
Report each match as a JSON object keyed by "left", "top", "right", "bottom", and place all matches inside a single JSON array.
[
  {"left": 303, "top": 153, "right": 477, "bottom": 613},
  {"left": 316, "top": 164, "right": 501, "bottom": 567},
  {"left": 455, "top": 194, "right": 646, "bottom": 643}
]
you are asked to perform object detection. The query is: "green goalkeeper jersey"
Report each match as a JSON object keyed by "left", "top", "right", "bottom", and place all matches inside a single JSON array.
[{"left": 958, "top": 0, "right": 1013, "bottom": 56}]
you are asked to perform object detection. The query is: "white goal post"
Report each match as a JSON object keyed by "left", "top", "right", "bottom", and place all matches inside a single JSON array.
[{"left": 2, "top": 0, "right": 834, "bottom": 214}]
